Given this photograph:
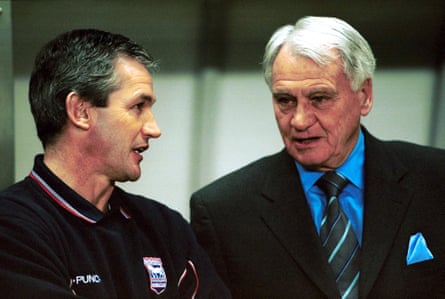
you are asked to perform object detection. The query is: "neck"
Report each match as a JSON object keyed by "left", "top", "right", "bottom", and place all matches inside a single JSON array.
[{"left": 43, "top": 146, "right": 114, "bottom": 213}]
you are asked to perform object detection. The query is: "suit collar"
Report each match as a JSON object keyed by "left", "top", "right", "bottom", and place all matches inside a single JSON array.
[
  {"left": 260, "top": 150, "right": 340, "bottom": 298},
  {"left": 360, "top": 129, "right": 412, "bottom": 298},
  {"left": 260, "top": 130, "right": 414, "bottom": 298}
]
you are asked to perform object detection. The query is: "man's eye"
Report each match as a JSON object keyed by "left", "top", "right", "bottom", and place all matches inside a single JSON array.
[
  {"left": 276, "top": 97, "right": 296, "bottom": 112},
  {"left": 134, "top": 102, "right": 145, "bottom": 110},
  {"left": 310, "top": 95, "right": 334, "bottom": 109},
  {"left": 311, "top": 96, "right": 327, "bottom": 103}
]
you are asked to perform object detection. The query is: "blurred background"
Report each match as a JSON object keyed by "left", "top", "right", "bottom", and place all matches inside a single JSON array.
[{"left": 1, "top": 0, "right": 444, "bottom": 219}]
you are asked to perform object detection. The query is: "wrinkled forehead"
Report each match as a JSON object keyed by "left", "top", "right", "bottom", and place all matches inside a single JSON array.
[{"left": 281, "top": 41, "right": 342, "bottom": 67}]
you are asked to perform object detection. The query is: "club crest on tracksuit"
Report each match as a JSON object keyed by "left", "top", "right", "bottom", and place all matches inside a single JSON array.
[{"left": 143, "top": 257, "right": 167, "bottom": 294}]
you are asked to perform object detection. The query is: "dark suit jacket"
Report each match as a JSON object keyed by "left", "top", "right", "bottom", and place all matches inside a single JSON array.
[{"left": 191, "top": 130, "right": 445, "bottom": 298}]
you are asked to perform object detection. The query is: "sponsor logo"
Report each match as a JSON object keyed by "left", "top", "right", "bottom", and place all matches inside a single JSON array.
[
  {"left": 143, "top": 257, "right": 167, "bottom": 295},
  {"left": 71, "top": 274, "right": 102, "bottom": 285}
]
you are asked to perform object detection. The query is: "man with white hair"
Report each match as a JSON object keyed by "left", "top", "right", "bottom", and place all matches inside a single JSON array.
[{"left": 191, "top": 16, "right": 445, "bottom": 298}]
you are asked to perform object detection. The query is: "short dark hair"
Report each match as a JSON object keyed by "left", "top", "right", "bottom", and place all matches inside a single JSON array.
[{"left": 29, "top": 29, "right": 158, "bottom": 148}]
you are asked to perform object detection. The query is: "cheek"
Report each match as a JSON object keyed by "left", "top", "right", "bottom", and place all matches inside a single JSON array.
[
  {"left": 275, "top": 114, "right": 291, "bottom": 134},
  {"left": 327, "top": 114, "right": 359, "bottom": 149},
  {"left": 91, "top": 120, "right": 123, "bottom": 154}
]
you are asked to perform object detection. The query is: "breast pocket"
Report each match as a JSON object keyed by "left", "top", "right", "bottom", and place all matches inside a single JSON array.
[{"left": 403, "top": 253, "right": 445, "bottom": 297}]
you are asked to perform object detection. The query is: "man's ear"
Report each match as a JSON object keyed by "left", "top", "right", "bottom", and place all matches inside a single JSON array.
[
  {"left": 65, "top": 92, "right": 91, "bottom": 130},
  {"left": 359, "top": 78, "right": 373, "bottom": 117}
]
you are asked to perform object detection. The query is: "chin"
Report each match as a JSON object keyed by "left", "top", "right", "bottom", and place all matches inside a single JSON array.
[
  {"left": 293, "top": 154, "right": 328, "bottom": 169},
  {"left": 127, "top": 172, "right": 142, "bottom": 182},
  {"left": 114, "top": 170, "right": 141, "bottom": 183}
]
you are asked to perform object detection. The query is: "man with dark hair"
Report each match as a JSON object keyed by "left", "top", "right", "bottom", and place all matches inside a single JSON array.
[
  {"left": 0, "top": 29, "right": 230, "bottom": 298},
  {"left": 191, "top": 16, "right": 445, "bottom": 298}
]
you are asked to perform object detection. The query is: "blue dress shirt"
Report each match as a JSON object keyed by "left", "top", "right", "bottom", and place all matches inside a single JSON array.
[{"left": 296, "top": 129, "right": 365, "bottom": 245}]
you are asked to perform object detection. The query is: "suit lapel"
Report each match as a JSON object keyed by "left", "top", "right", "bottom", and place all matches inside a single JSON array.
[
  {"left": 260, "top": 150, "right": 339, "bottom": 298},
  {"left": 257, "top": 131, "right": 414, "bottom": 298},
  {"left": 360, "top": 131, "right": 412, "bottom": 298}
]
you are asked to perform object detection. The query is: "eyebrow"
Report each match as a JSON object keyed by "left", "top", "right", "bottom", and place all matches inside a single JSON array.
[
  {"left": 272, "top": 91, "right": 296, "bottom": 99},
  {"left": 140, "top": 94, "right": 156, "bottom": 104},
  {"left": 305, "top": 88, "right": 338, "bottom": 97}
]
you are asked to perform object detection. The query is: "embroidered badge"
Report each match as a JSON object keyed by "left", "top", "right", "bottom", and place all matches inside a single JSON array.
[{"left": 143, "top": 257, "right": 167, "bottom": 295}]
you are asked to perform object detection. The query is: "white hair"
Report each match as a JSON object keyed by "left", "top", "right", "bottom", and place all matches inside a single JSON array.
[{"left": 263, "top": 16, "right": 376, "bottom": 91}]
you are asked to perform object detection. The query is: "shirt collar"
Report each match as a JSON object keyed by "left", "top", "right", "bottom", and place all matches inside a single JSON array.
[
  {"left": 296, "top": 129, "right": 365, "bottom": 191},
  {"left": 29, "top": 155, "right": 132, "bottom": 223}
]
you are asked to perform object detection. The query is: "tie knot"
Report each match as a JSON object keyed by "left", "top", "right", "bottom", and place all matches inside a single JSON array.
[{"left": 316, "top": 171, "right": 348, "bottom": 197}]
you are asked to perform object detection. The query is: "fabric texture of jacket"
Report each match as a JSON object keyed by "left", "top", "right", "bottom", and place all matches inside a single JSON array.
[
  {"left": 191, "top": 129, "right": 445, "bottom": 298},
  {"left": 0, "top": 155, "right": 231, "bottom": 299}
]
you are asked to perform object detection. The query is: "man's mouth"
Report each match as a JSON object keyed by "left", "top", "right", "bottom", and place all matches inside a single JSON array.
[
  {"left": 133, "top": 145, "right": 148, "bottom": 154},
  {"left": 294, "top": 137, "right": 320, "bottom": 144}
]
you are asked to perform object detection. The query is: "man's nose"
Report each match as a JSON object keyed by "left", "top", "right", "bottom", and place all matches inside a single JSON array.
[
  {"left": 142, "top": 113, "right": 161, "bottom": 139},
  {"left": 290, "top": 103, "right": 315, "bottom": 130}
]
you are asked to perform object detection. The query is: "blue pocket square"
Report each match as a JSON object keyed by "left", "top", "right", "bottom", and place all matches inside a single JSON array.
[{"left": 406, "top": 232, "right": 434, "bottom": 265}]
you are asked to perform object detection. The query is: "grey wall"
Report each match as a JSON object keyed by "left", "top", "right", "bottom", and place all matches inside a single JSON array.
[
  {"left": 14, "top": 69, "right": 437, "bottom": 218},
  {"left": 6, "top": 0, "right": 445, "bottom": 218},
  {"left": 0, "top": 1, "right": 14, "bottom": 190}
]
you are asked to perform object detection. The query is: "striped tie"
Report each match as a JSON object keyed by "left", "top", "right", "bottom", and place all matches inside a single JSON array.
[{"left": 317, "top": 172, "right": 360, "bottom": 299}]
